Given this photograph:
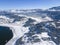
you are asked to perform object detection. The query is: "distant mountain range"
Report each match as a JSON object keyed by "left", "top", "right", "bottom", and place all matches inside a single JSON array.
[{"left": 49, "top": 6, "right": 60, "bottom": 11}]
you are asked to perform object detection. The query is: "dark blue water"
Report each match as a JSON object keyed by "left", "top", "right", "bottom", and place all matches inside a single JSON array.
[{"left": 0, "top": 26, "right": 13, "bottom": 45}]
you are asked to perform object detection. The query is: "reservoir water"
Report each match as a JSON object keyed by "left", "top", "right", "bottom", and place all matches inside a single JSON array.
[{"left": 0, "top": 26, "right": 13, "bottom": 45}]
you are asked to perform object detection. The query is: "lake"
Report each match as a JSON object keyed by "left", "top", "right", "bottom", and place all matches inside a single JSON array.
[{"left": 0, "top": 26, "right": 13, "bottom": 45}]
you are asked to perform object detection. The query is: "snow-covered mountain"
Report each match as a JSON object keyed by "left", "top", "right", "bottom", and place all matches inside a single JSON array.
[
  {"left": 0, "top": 6, "right": 60, "bottom": 45},
  {"left": 47, "top": 6, "right": 60, "bottom": 11}
]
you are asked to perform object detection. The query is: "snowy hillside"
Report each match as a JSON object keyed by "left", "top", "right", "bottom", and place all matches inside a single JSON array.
[{"left": 0, "top": 7, "right": 60, "bottom": 45}]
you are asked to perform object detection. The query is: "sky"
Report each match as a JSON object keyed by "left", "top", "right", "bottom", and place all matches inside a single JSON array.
[{"left": 0, "top": 0, "right": 60, "bottom": 10}]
